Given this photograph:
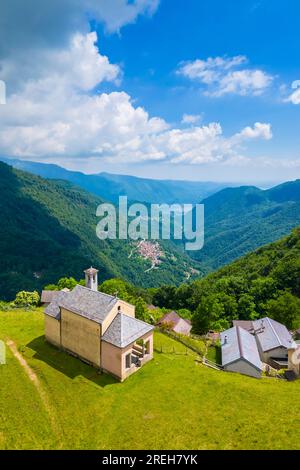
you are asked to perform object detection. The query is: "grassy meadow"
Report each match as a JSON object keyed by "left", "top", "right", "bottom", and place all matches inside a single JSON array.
[{"left": 0, "top": 308, "right": 299, "bottom": 450}]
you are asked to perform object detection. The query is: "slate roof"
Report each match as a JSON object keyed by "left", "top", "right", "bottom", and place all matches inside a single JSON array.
[
  {"left": 157, "top": 311, "right": 192, "bottom": 335},
  {"left": 44, "top": 291, "right": 69, "bottom": 320},
  {"left": 232, "top": 320, "right": 254, "bottom": 333},
  {"left": 158, "top": 311, "right": 181, "bottom": 325},
  {"left": 221, "top": 326, "right": 262, "bottom": 371},
  {"left": 173, "top": 318, "right": 192, "bottom": 336},
  {"left": 41, "top": 288, "right": 70, "bottom": 304},
  {"left": 253, "top": 317, "right": 293, "bottom": 352},
  {"left": 102, "top": 313, "right": 154, "bottom": 348},
  {"left": 45, "top": 285, "right": 118, "bottom": 324},
  {"left": 41, "top": 290, "right": 59, "bottom": 304}
]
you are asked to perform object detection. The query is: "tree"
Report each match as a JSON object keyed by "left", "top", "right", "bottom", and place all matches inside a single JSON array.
[
  {"left": 14, "top": 291, "right": 40, "bottom": 307},
  {"left": 264, "top": 291, "right": 300, "bottom": 329},
  {"left": 216, "top": 293, "right": 238, "bottom": 320},
  {"left": 152, "top": 285, "right": 177, "bottom": 309},
  {"left": 174, "top": 284, "right": 193, "bottom": 310},
  {"left": 177, "top": 309, "right": 192, "bottom": 320},
  {"left": 57, "top": 277, "right": 77, "bottom": 290},
  {"left": 192, "top": 294, "right": 224, "bottom": 334},
  {"left": 44, "top": 277, "right": 78, "bottom": 291},
  {"left": 250, "top": 277, "right": 277, "bottom": 304},
  {"left": 188, "top": 279, "right": 212, "bottom": 311},
  {"left": 273, "top": 259, "right": 300, "bottom": 297},
  {"left": 238, "top": 294, "right": 257, "bottom": 320},
  {"left": 215, "top": 276, "right": 248, "bottom": 298},
  {"left": 134, "top": 297, "right": 149, "bottom": 322},
  {"left": 210, "top": 318, "right": 230, "bottom": 332},
  {"left": 43, "top": 284, "right": 58, "bottom": 291},
  {"left": 99, "top": 278, "right": 131, "bottom": 302}
]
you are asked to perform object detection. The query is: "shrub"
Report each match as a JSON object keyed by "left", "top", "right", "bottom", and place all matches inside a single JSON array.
[
  {"left": 13, "top": 291, "right": 40, "bottom": 308},
  {"left": 0, "top": 301, "right": 12, "bottom": 311}
]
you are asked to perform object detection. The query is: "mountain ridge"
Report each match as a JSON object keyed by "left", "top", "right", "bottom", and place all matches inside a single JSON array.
[
  {"left": 0, "top": 156, "right": 231, "bottom": 205},
  {"left": 191, "top": 181, "right": 300, "bottom": 269}
]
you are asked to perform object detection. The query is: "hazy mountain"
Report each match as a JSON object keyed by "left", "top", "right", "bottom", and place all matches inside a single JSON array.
[{"left": 0, "top": 157, "right": 230, "bottom": 205}]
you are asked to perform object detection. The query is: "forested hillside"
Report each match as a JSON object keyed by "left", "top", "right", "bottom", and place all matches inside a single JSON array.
[
  {"left": 190, "top": 182, "right": 300, "bottom": 270},
  {"left": 3, "top": 157, "right": 300, "bottom": 276},
  {"left": 153, "top": 228, "right": 300, "bottom": 332},
  {"left": 0, "top": 163, "right": 200, "bottom": 300}
]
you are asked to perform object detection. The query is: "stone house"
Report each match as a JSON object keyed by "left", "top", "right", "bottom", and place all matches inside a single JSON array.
[
  {"left": 224, "top": 317, "right": 296, "bottom": 377},
  {"left": 44, "top": 267, "right": 154, "bottom": 381},
  {"left": 157, "top": 311, "right": 192, "bottom": 336},
  {"left": 252, "top": 317, "right": 293, "bottom": 369},
  {"left": 221, "top": 326, "right": 263, "bottom": 379}
]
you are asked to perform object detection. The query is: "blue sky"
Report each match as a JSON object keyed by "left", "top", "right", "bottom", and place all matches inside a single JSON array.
[
  {"left": 96, "top": 0, "right": 300, "bottom": 157},
  {"left": 0, "top": 0, "right": 300, "bottom": 183}
]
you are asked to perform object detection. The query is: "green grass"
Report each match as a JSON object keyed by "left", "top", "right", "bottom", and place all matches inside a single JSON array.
[
  {"left": 0, "top": 308, "right": 300, "bottom": 450},
  {"left": 206, "top": 344, "right": 222, "bottom": 364},
  {"left": 154, "top": 331, "right": 205, "bottom": 356}
]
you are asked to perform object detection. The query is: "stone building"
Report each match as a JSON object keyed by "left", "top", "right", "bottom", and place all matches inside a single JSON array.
[
  {"left": 44, "top": 267, "right": 154, "bottom": 381},
  {"left": 221, "top": 326, "right": 263, "bottom": 379}
]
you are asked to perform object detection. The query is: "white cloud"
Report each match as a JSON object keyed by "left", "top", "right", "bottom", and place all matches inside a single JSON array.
[
  {"left": 0, "top": 32, "right": 168, "bottom": 159},
  {"left": 177, "top": 55, "right": 274, "bottom": 97},
  {"left": 0, "top": 1, "right": 159, "bottom": 91},
  {"left": 234, "top": 122, "right": 273, "bottom": 141},
  {"left": 213, "top": 70, "right": 273, "bottom": 97},
  {"left": 285, "top": 80, "right": 300, "bottom": 105},
  {"left": 0, "top": 25, "right": 273, "bottom": 169},
  {"left": 0, "top": 36, "right": 272, "bottom": 167},
  {"left": 181, "top": 114, "right": 203, "bottom": 125},
  {"left": 178, "top": 56, "right": 247, "bottom": 83},
  {"left": 0, "top": 1, "right": 160, "bottom": 55},
  {"left": 163, "top": 122, "right": 272, "bottom": 165}
]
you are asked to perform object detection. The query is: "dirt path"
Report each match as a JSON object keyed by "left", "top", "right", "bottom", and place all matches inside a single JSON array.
[
  {"left": 6, "top": 340, "right": 38, "bottom": 383},
  {"left": 6, "top": 340, "right": 61, "bottom": 443}
]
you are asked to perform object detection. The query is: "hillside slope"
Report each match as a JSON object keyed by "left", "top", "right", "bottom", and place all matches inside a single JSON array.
[
  {"left": 0, "top": 163, "right": 200, "bottom": 300},
  {"left": 205, "top": 226, "right": 300, "bottom": 287},
  {"left": 191, "top": 182, "right": 300, "bottom": 270},
  {"left": 0, "top": 157, "right": 229, "bottom": 205},
  {"left": 154, "top": 227, "right": 300, "bottom": 331},
  {"left": 0, "top": 309, "right": 299, "bottom": 450}
]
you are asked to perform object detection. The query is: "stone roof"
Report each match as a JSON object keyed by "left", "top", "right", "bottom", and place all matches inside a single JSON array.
[
  {"left": 84, "top": 266, "right": 99, "bottom": 275},
  {"left": 232, "top": 320, "right": 254, "bottom": 333},
  {"left": 41, "top": 290, "right": 59, "bottom": 304},
  {"left": 253, "top": 317, "right": 293, "bottom": 352},
  {"left": 44, "top": 291, "right": 69, "bottom": 320},
  {"left": 158, "top": 311, "right": 181, "bottom": 326},
  {"left": 157, "top": 311, "right": 191, "bottom": 335},
  {"left": 45, "top": 285, "right": 118, "bottom": 324},
  {"left": 102, "top": 313, "right": 154, "bottom": 348},
  {"left": 221, "top": 326, "right": 262, "bottom": 371},
  {"left": 41, "top": 289, "right": 70, "bottom": 304},
  {"left": 173, "top": 318, "right": 192, "bottom": 336}
]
